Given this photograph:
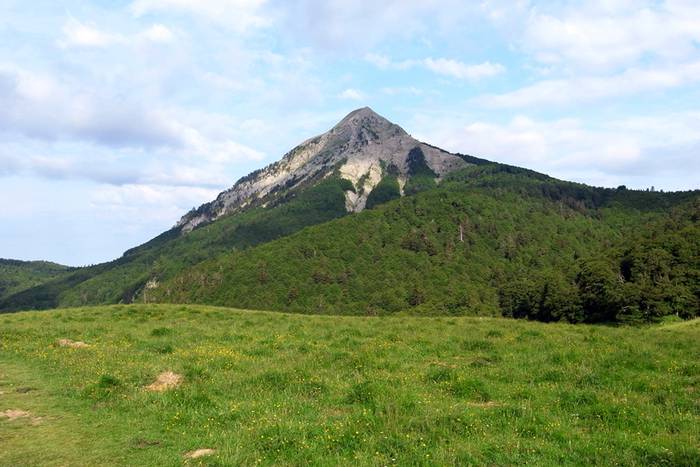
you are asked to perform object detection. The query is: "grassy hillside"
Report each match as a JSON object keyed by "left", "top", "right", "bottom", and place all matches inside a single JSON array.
[
  {"left": 151, "top": 165, "right": 700, "bottom": 323},
  {"left": 0, "top": 304, "right": 698, "bottom": 465},
  {"left": 0, "top": 259, "right": 70, "bottom": 301}
]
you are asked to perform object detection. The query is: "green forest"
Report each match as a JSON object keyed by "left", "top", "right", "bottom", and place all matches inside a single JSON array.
[
  {"left": 0, "top": 259, "right": 70, "bottom": 301},
  {"left": 149, "top": 165, "right": 700, "bottom": 323}
]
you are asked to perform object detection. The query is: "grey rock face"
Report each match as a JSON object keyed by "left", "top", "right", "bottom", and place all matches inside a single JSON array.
[{"left": 176, "top": 107, "right": 470, "bottom": 232}]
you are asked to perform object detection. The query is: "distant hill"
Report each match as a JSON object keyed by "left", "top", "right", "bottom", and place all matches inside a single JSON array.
[
  {"left": 1, "top": 108, "right": 698, "bottom": 323},
  {"left": 0, "top": 259, "right": 71, "bottom": 301}
]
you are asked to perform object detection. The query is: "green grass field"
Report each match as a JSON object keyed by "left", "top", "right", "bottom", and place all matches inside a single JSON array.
[{"left": 1, "top": 305, "right": 698, "bottom": 466}]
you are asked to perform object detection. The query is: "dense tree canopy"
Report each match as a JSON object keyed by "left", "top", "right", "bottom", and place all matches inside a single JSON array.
[{"left": 148, "top": 166, "right": 700, "bottom": 323}]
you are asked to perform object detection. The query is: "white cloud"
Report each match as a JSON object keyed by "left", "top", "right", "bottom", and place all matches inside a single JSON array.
[
  {"left": 338, "top": 88, "right": 365, "bottom": 100},
  {"left": 59, "top": 18, "right": 176, "bottom": 48},
  {"left": 414, "top": 111, "right": 700, "bottom": 190},
  {"left": 89, "top": 182, "right": 223, "bottom": 252},
  {"left": 366, "top": 53, "right": 505, "bottom": 81},
  {"left": 423, "top": 58, "right": 505, "bottom": 80},
  {"left": 129, "top": 0, "right": 271, "bottom": 32},
  {"left": 0, "top": 65, "right": 263, "bottom": 163},
  {"left": 281, "top": 0, "right": 474, "bottom": 51},
  {"left": 365, "top": 53, "right": 418, "bottom": 70},
  {"left": 0, "top": 176, "right": 221, "bottom": 266},
  {"left": 475, "top": 60, "right": 700, "bottom": 108},
  {"left": 0, "top": 66, "right": 178, "bottom": 145},
  {"left": 522, "top": 1, "right": 700, "bottom": 70},
  {"left": 0, "top": 64, "right": 266, "bottom": 193},
  {"left": 21, "top": 153, "right": 232, "bottom": 188},
  {"left": 467, "top": 117, "right": 640, "bottom": 170},
  {"left": 59, "top": 18, "right": 123, "bottom": 48},
  {"left": 139, "top": 24, "right": 176, "bottom": 43},
  {"left": 381, "top": 86, "right": 423, "bottom": 96},
  {"left": 91, "top": 184, "right": 219, "bottom": 211},
  {"left": 0, "top": 128, "right": 259, "bottom": 188}
]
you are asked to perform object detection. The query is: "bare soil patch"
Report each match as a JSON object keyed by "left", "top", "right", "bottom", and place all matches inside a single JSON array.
[
  {"left": 1, "top": 409, "right": 31, "bottom": 420},
  {"left": 0, "top": 409, "right": 42, "bottom": 424},
  {"left": 184, "top": 448, "right": 216, "bottom": 459},
  {"left": 57, "top": 339, "right": 90, "bottom": 349},
  {"left": 145, "top": 371, "right": 183, "bottom": 392}
]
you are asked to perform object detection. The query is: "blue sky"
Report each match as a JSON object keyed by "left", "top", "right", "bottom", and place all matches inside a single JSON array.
[{"left": 1, "top": 0, "right": 699, "bottom": 266}]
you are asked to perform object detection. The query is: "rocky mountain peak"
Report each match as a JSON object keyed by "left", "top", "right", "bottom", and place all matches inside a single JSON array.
[
  {"left": 331, "top": 107, "right": 407, "bottom": 137},
  {"left": 176, "top": 108, "right": 470, "bottom": 232}
]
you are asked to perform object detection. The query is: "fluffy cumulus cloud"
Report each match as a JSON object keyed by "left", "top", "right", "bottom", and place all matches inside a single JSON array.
[
  {"left": 0, "top": 63, "right": 183, "bottom": 148},
  {"left": 522, "top": 1, "right": 700, "bottom": 69},
  {"left": 90, "top": 184, "right": 220, "bottom": 219},
  {"left": 480, "top": 0, "right": 700, "bottom": 107},
  {"left": 59, "top": 18, "right": 175, "bottom": 48},
  {"left": 413, "top": 111, "right": 700, "bottom": 190},
  {"left": 366, "top": 54, "right": 506, "bottom": 81},
  {"left": 278, "top": 0, "right": 471, "bottom": 50},
  {"left": 59, "top": 18, "right": 124, "bottom": 48},
  {"left": 0, "top": 65, "right": 263, "bottom": 172},
  {"left": 475, "top": 60, "right": 700, "bottom": 107},
  {"left": 423, "top": 59, "right": 504, "bottom": 80},
  {"left": 338, "top": 88, "right": 365, "bottom": 101}
]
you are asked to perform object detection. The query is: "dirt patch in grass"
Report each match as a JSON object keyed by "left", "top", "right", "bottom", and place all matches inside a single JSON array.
[
  {"left": 1, "top": 409, "right": 31, "bottom": 420},
  {"left": 0, "top": 409, "right": 42, "bottom": 424},
  {"left": 145, "top": 371, "right": 183, "bottom": 392},
  {"left": 57, "top": 339, "right": 90, "bottom": 349},
  {"left": 184, "top": 448, "right": 216, "bottom": 459}
]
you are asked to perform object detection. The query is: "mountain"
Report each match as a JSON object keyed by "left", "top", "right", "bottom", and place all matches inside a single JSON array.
[
  {"left": 149, "top": 165, "right": 700, "bottom": 322},
  {"left": 177, "top": 107, "right": 470, "bottom": 232},
  {"left": 0, "top": 108, "right": 477, "bottom": 312},
  {"left": 0, "top": 259, "right": 71, "bottom": 301},
  {"left": 1, "top": 108, "right": 699, "bottom": 322}
]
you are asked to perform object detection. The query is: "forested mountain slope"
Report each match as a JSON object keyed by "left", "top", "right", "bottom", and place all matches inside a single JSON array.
[{"left": 148, "top": 165, "right": 700, "bottom": 323}]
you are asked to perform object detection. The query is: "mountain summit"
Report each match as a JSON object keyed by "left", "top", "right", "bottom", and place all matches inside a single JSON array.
[{"left": 177, "top": 107, "right": 469, "bottom": 232}]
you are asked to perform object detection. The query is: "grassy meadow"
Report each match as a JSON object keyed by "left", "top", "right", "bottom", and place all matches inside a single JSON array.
[{"left": 1, "top": 304, "right": 698, "bottom": 466}]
